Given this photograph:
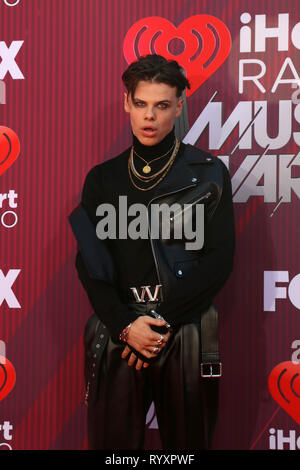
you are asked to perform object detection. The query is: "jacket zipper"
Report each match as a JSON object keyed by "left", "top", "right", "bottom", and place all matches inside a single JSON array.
[
  {"left": 170, "top": 191, "right": 212, "bottom": 221},
  {"left": 146, "top": 182, "right": 198, "bottom": 302}
]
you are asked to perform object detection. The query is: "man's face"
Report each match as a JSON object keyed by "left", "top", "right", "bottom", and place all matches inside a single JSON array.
[{"left": 124, "top": 80, "right": 184, "bottom": 146}]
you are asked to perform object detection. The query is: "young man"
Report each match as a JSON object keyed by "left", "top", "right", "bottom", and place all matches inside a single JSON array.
[{"left": 70, "top": 54, "right": 235, "bottom": 450}]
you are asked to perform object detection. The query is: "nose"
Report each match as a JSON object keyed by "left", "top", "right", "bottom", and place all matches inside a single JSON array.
[{"left": 144, "top": 106, "right": 155, "bottom": 120}]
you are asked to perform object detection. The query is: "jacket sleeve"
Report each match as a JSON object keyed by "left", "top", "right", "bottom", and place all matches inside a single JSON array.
[
  {"left": 159, "top": 161, "right": 235, "bottom": 325},
  {"left": 74, "top": 166, "right": 138, "bottom": 339},
  {"left": 75, "top": 250, "right": 138, "bottom": 339}
]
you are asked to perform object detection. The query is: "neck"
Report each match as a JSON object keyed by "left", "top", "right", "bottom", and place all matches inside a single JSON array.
[{"left": 132, "top": 128, "right": 175, "bottom": 161}]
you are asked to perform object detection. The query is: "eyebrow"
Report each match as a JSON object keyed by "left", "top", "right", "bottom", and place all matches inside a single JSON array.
[{"left": 133, "top": 98, "right": 172, "bottom": 104}]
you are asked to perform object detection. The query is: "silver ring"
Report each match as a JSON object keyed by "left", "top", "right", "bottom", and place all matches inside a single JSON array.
[
  {"left": 157, "top": 334, "right": 164, "bottom": 345},
  {"left": 153, "top": 346, "right": 160, "bottom": 354}
]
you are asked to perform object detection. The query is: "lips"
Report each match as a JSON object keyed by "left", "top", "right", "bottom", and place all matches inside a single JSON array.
[{"left": 141, "top": 126, "right": 157, "bottom": 137}]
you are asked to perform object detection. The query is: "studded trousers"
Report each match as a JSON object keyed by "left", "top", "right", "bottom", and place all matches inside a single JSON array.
[{"left": 87, "top": 310, "right": 219, "bottom": 450}]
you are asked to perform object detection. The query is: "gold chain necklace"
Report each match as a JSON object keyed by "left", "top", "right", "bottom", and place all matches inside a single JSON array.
[
  {"left": 128, "top": 138, "right": 180, "bottom": 191},
  {"left": 130, "top": 145, "right": 176, "bottom": 181},
  {"left": 133, "top": 139, "right": 176, "bottom": 174},
  {"left": 129, "top": 138, "right": 179, "bottom": 182}
]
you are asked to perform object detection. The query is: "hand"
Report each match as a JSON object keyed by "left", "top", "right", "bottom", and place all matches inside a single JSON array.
[
  {"left": 121, "top": 315, "right": 171, "bottom": 369},
  {"left": 121, "top": 345, "right": 150, "bottom": 370}
]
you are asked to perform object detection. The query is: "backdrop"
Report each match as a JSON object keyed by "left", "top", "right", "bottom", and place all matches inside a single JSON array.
[{"left": 0, "top": 0, "right": 299, "bottom": 450}]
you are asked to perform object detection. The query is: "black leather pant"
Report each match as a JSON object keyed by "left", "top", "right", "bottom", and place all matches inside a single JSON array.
[{"left": 87, "top": 305, "right": 219, "bottom": 450}]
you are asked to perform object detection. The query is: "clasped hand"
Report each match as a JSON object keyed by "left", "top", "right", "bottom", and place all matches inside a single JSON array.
[{"left": 121, "top": 315, "right": 171, "bottom": 370}]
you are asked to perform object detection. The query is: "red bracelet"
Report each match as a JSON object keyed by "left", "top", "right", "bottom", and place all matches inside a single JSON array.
[{"left": 119, "top": 323, "right": 132, "bottom": 343}]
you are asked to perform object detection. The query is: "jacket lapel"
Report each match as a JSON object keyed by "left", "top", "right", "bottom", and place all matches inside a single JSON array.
[{"left": 149, "top": 144, "right": 215, "bottom": 202}]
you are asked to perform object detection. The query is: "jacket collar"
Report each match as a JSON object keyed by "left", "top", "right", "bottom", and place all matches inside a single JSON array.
[{"left": 149, "top": 143, "right": 215, "bottom": 202}]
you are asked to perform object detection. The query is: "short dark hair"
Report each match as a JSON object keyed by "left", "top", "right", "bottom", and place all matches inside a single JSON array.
[{"left": 122, "top": 54, "right": 190, "bottom": 99}]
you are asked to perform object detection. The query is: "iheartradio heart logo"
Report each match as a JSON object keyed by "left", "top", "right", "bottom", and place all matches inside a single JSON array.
[
  {"left": 0, "top": 356, "right": 16, "bottom": 403},
  {"left": 268, "top": 361, "right": 300, "bottom": 425},
  {"left": 123, "top": 15, "right": 232, "bottom": 97},
  {"left": 0, "top": 126, "right": 20, "bottom": 176}
]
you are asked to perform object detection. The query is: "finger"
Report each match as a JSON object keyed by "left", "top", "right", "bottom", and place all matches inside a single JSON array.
[
  {"left": 135, "top": 359, "right": 144, "bottom": 371},
  {"left": 121, "top": 346, "right": 131, "bottom": 359},
  {"left": 142, "top": 349, "right": 153, "bottom": 360},
  {"left": 164, "top": 331, "right": 171, "bottom": 342},
  {"left": 151, "top": 340, "right": 165, "bottom": 351},
  {"left": 143, "top": 362, "right": 149, "bottom": 368},
  {"left": 144, "top": 316, "right": 167, "bottom": 326},
  {"left": 127, "top": 352, "right": 137, "bottom": 367},
  {"left": 157, "top": 333, "right": 169, "bottom": 344},
  {"left": 150, "top": 345, "right": 161, "bottom": 356},
  {"left": 151, "top": 332, "right": 170, "bottom": 347}
]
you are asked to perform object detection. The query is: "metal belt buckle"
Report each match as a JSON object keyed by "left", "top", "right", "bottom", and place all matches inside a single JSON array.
[{"left": 200, "top": 362, "right": 222, "bottom": 378}]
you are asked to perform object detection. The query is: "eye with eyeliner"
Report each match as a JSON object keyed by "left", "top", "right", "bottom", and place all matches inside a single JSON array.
[
  {"left": 157, "top": 103, "right": 169, "bottom": 109},
  {"left": 133, "top": 100, "right": 144, "bottom": 107},
  {"left": 133, "top": 100, "right": 170, "bottom": 109}
]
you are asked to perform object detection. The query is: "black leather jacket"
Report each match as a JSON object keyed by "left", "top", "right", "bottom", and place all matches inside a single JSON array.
[{"left": 69, "top": 144, "right": 235, "bottom": 404}]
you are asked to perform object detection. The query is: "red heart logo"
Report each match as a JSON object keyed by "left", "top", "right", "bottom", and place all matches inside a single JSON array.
[
  {"left": 123, "top": 16, "right": 231, "bottom": 97},
  {"left": 0, "top": 126, "right": 20, "bottom": 176},
  {"left": 268, "top": 361, "right": 300, "bottom": 424},
  {"left": 0, "top": 356, "right": 16, "bottom": 403}
]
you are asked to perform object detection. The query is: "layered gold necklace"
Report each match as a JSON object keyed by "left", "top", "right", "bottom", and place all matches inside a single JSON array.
[
  {"left": 128, "top": 138, "right": 180, "bottom": 191},
  {"left": 133, "top": 139, "right": 176, "bottom": 174}
]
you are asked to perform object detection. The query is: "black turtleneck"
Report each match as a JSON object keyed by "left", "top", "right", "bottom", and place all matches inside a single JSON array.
[
  {"left": 129, "top": 126, "right": 184, "bottom": 195},
  {"left": 132, "top": 126, "right": 177, "bottom": 162}
]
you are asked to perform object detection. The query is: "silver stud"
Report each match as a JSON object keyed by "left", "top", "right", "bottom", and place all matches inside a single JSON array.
[
  {"left": 191, "top": 177, "right": 197, "bottom": 183},
  {"left": 206, "top": 157, "right": 212, "bottom": 161},
  {"left": 177, "top": 270, "right": 183, "bottom": 276},
  {"left": 93, "top": 354, "right": 97, "bottom": 358},
  {"left": 96, "top": 344, "right": 100, "bottom": 349},
  {"left": 100, "top": 334, "right": 104, "bottom": 339}
]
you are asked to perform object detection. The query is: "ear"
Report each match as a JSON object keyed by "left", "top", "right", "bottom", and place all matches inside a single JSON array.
[
  {"left": 124, "top": 92, "right": 130, "bottom": 113},
  {"left": 175, "top": 98, "right": 184, "bottom": 118}
]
